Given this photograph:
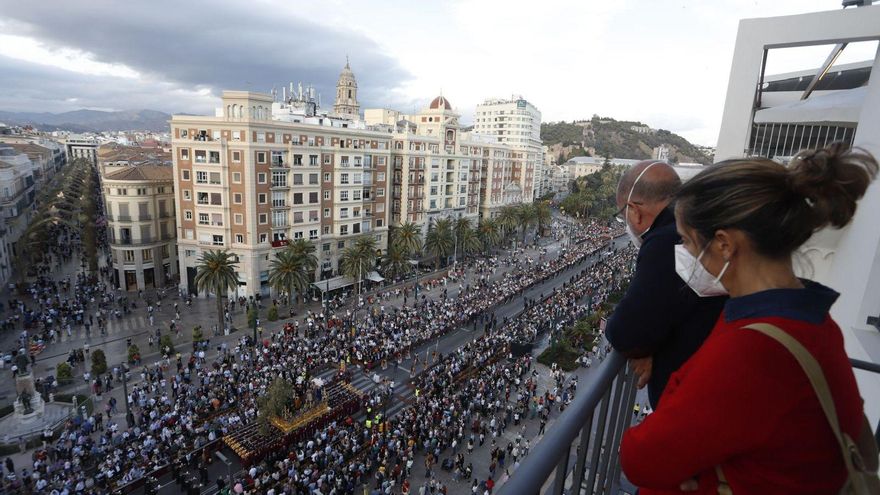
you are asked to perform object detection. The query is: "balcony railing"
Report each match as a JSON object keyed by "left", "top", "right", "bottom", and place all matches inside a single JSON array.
[
  {"left": 504, "top": 353, "right": 880, "bottom": 495},
  {"left": 499, "top": 350, "right": 636, "bottom": 495}
]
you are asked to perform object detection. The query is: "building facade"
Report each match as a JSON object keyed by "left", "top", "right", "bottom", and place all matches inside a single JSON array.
[
  {"left": 472, "top": 96, "right": 542, "bottom": 200},
  {"left": 172, "top": 90, "right": 391, "bottom": 297},
  {"left": 64, "top": 135, "right": 98, "bottom": 165},
  {"left": 103, "top": 165, "right": 178, "bottom": 290},
  {"left": 0, "top": 145, "right": 36, "bottom": 261}
]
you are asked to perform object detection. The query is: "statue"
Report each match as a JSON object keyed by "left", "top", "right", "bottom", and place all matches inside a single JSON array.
[
  {"left": 13, "top": 353, "right": 29, "bottom": 375},
  {"left": 18, "top": 392, "right": 32, "bottom": 415}
]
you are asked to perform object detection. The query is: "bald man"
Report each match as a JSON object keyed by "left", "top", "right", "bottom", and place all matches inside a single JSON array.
[{"left": 605, "top": 161, "right": 726, "bottom": 409}]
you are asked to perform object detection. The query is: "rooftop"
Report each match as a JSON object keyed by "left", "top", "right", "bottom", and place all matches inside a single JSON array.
[{"left": 102, "top": 165, "right": 172, "bottom": 182}]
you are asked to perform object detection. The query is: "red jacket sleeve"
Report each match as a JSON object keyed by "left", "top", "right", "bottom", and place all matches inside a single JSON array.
[{"left": 619, "top": 328, "right": 794, "bottom": 489}]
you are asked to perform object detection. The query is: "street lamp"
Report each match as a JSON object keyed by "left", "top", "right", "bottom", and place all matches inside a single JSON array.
[{"left": 122, "top": 364, "right": 134, "bottom": 427}]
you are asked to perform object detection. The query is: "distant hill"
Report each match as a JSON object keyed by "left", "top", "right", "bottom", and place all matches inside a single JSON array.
[
  {"left": 542, "top": 116, "right": 712, "bottom": 165},
  {"left": 0, "top": 109, "right": 172, "bottom": 132}
]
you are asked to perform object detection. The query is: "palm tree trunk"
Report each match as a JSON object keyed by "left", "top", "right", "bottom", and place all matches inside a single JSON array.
[
  {"left": 216, "top": 283, "right": 225, "bottom": 333},
  {"left": 288, "top": 282, "right": 294, "bottom": 307}
]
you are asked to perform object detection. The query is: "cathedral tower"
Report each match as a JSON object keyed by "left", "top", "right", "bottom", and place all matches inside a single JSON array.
[{"left": 333, "top": 58, "right": 360, "bottom": 118}]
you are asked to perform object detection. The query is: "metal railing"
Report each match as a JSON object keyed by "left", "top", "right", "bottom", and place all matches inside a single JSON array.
[
  {"left": 504, "top": 355, "right": 880, "bottom": 495},
  {"left": 499, "top": 350, "right": 636, "bottom": 495}
]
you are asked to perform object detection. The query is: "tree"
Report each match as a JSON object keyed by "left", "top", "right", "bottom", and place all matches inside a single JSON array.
[
  {"left": 340, "top": 235, "right": 378, "bottom": 292},
  {"left": 192, "top": 326, "right": 204, "bottom": 343},
  {"left": 453, "top": 217, "right": 472, "bottom": 260},
  {"left": 256, "top": 378, "right": 295, "bottom": 435},
  {"left": 160, "top": 335, "right": 174, "bottom": 355},
  {"left": 286, "top": 238, "right": 318, "bottom": 273},
  {"left": 424, "top": 218, "right": 454, "bottom": 270},
  {"left": 497, "top": 206, "right": 519, "bottom": 240},
  {"left": 517, "top": 203, "right": 537, "bottom": 244},
  {"left": 127, "top": 344, "right": 140, "bottom": 363},
  {"left": 268, "top": 249, "right": 312, "bottom": 307},
  {"left": 477, "top": 219, "right": 502, "bottom": 252},
  {"left": 56, "top": 362, "right": 73, "bottom": 382},
  {"left": 390, "top": 221, "right": 422, "bottom": 256},
  {"left": 247, "top": 306, "right": 258, "bottom": 329},
  {"left": 194, "top": 250, "right": 240, "bottom": 333},
  {"left": 458, "top": 227, "right": 482, "bottom": 255},
  {"left": 535, "top": 201, "right": 552, "bottom": 236},
  {"left": 267, "top": 305, "right": 279, "bottom": 321},
  {"left": 381, "top": 243, "right": 413, "bottom": 280},
  {"left": 91, "top": 349, "right": 107, "bottom": 376}
]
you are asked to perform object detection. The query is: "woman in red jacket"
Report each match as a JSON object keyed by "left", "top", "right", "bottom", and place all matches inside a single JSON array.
[{"left": 620, "top": 143, "right": 878, "bottom": 494}]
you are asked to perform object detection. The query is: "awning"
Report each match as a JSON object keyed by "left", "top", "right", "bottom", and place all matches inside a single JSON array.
[
  {"left": 753, "top": 86, "right": 865, "bottom": 125},
  {"left": 366, "top": 271, "right": 384, "bottom": 282},
  {"left": 311, "top": 275, "right": 355, "bottom": 293}
]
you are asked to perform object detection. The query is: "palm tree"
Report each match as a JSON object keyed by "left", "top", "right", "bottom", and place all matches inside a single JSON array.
[
  {"left": 340, "top": 235, "right": 378, "bottom": 292},
  {"left": 535, "top": 201, "right": 552, "bottom": 237},
  {"left": 517, "top": 203, "right": 537, "bottom": 244},
  {"left": 268, "top": 250, "right": 312, "bottom": 306},
  {"left": 391, "top": 221, "right": 422, "bottom": 256},
  {"left": 497, "top": 206, "right": 519, "bottom": 240},
  {"left": 453, "top": 217, "right": 472, "bottom": 259},
  {"left": 381, "top": 243, "right": 413, "bottom": 280},
  {"left": 458, "top": 227, "right": 483, "bottom": 255},
  {"left": 194, "top": 250, "right": 240, "bottom": 332},
  {"left": 424, "top": 218, "right": 454, "bottom": 270},
  {"left": 285, "top": 238, "right": 319, "bottom": 286},
  {"left": 478, "top": 219, "right": 502, "bottom": 253}
]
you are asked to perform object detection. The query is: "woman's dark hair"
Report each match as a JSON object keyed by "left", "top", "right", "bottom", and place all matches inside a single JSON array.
[{"left": 675, "top": 142, "right": 878, "bottom": 258}]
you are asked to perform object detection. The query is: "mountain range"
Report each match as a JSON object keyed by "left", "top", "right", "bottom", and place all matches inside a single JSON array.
[{"left": 0, "top": 109, "right": 173, "bottom": 133}]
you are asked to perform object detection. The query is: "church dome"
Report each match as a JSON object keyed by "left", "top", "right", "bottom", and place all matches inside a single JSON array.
[{"left": 429, "top": 96, "right": 452, "bottom": 110}]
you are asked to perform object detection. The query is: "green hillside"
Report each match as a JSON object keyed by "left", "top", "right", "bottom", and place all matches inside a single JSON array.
[{"left": 542, "top": 116, "right": 711, "bottom": 165}]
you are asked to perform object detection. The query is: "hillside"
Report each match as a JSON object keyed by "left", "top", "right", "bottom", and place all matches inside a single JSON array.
[
  {"left": 542, "top": 116, "right": 712, "bottom": 165},
  {"left": 0, "top": 109, "right": 172, "bottom": 132}
]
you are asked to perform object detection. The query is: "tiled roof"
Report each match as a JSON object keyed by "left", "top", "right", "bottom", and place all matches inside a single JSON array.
[{"left": 103, "top": 165, "right": 172, "bottom": 182}]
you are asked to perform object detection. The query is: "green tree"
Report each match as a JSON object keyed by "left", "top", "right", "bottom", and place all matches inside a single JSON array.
[
  {"left": 424, "top": 218, "right": 454, "bottom": 270},
  {"left": 192, "top": 326, "right": 204, "bottom": 343},
  {"left": 247, "top": 306, "right": 258, "bottom": 329},
  {"left": 517, "top": 203, "right": 537, "bottom": 244},
  {"left": 127, "top": 344, "right": 140, "bottom": 363},
  {"left": 194, "top": 250, "right": 240, "bottom": 333},
  {"left": 285, "top": 238, "right": 318, "bottom": 273},
  {"left": 159, "top": 335, "right": 174, "bottom": 355},
  {"left": 257, "top": 378, "right": 295, "bottom": 435},
  {"left": 535, "top": 201, "right": 552, "bottom": 236},
  {"left": 390, "top": 221, "right": 422, "bottom": 256},
  {"left": 477, "top": 219, "right": 502, "bottom": 252},
  {"left": 56, "top": 362, "right": 73, "bottom": 382},
  {"left": 458, "top": 226, "right": 482, "bottom": 255},
  {"left": 340, "top": 235, "right": 378, "bottom": 292},
  {"left": 267, "top": 305, "right": 279, "bottom": 321},
  {"left": 268, "top": 249, "right": 312, "bottom": 307},
  {"left": 91, "top": 349, "right": 107, "bottom": 376},
  {"left": 497, "top": 206, "right": 519, "bottom": 240},
  {"left": 381, "top": 243, "right": 413, "bottom": 280}
]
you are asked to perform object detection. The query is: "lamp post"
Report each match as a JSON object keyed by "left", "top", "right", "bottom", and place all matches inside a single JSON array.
[{"left": 122, "top": 364, "right": 134, "bottom": 427}]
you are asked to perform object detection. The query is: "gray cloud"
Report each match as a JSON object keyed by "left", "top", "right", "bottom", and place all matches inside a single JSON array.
[
  {"left": 0, "top": 55, "right": 216, "bottom": 114},
  {"left": 0, "top": 0, "right": 412, "bottom": 112}
]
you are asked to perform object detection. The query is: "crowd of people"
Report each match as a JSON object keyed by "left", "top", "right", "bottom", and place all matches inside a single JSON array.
[{"left": 1, "top": 218, "right": 632, "bottom": 494}]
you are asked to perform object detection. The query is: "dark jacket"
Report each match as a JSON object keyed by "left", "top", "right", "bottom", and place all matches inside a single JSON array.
[{"left": 605, "top": 207, "right": 726, "bottom": 408}]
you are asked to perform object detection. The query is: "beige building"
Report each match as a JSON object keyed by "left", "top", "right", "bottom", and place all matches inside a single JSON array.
[
  {"left": 472, "top": 96, "right": 542, "bottom": 200},
  {"left": 171, "top": 90, "right": 391, "bottom": 297},
  {"left": 102, "top": 165, "right": 178, "bottom": 290}
]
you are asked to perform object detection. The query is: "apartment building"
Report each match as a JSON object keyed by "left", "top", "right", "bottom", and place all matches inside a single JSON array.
[
  {"left": 472, "top": 96, "right": 542, "bottom": 200},
  {"left": 102, "top": 164, "right": 178, "bottom": 290},
  {"left": 0, "top": 145, "right": 35, "bottom": 259},
  {"left": 171, "top": 90, "right": 391, "bottom": 297},
  {"left": 64, "top": 134, "right": 98, "bottom": 165}
]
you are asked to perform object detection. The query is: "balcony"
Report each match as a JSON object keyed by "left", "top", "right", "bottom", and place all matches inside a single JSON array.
[
  {"left": 501, "top": 352, "right": 880, "bottom": 495},
  {"left": 112, "top": 235, "right": 157, "bottom": 246},
  {"left": 158, "top": 211, "right": 174, "bottom": 218}
]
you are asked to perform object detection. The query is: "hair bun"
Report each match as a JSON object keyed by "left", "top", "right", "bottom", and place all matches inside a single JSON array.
[{"left": 788, "top": 142, "right": 878, "bottom": 229}]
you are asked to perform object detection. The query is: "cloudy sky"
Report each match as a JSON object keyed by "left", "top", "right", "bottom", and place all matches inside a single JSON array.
[{"left": 0, "top": 0, "right": 876, "bottom": 145}]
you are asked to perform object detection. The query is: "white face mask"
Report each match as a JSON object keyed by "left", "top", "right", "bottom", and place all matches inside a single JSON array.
[
  {"left": 674, "top": 244, "right": 729, "bottom": 297},
  {"left": 623, "top": 162, "right": 659, "bottom": 248}
]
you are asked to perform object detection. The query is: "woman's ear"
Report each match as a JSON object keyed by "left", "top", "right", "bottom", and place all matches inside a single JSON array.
[{"left": 713, "top": 229, "right": 735, "bottom": 261}]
